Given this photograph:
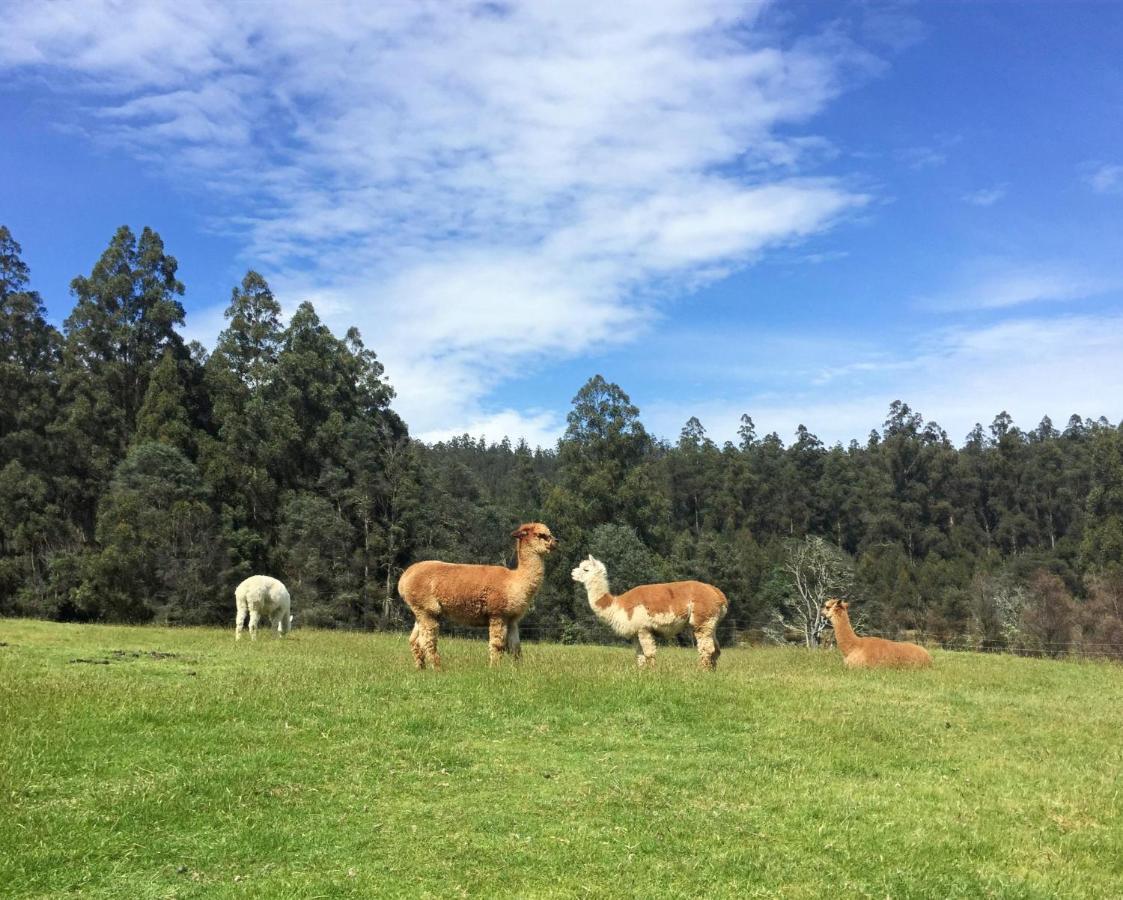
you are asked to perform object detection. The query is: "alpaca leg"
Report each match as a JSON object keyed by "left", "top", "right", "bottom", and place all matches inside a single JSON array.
[
  {"left": 248, "top": 609, "right": 261, "bottom": 641},
  {"left": 633, "top": 636, "right": 645, "bottom": 668},
  {"left": 507, "top": 620, "right": 522, "bottom": 661},
  {"left": 636, "top": 630, "right": 657, "bottom": 668},
  {"left": 418, "top": 615, "right": 441, "bottom": 670},
  {"left": 409, "top": 622, "right": 426, "bottom": 669},
  {"left": 488, "top": 617, "right": 508, "bottom": 667},
  {"left": 695, "top": 624, "right": 719, "bottom": 671},
  {"left": 235, "top": 601, "right": 247, "bottom": 641}
]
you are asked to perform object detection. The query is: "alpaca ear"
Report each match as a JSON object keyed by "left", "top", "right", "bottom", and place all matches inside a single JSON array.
[
  {"left": 841, "top": 601, "right": 849, "bottom": 609},
  {"left": 587, "top": 554, "right": 595, "bottom": 561},
  {"left": 511, "top": 526, "right": 528, "bottom": 539}
]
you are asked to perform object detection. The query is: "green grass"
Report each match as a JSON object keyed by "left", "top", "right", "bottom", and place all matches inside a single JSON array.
[{"left": 1, "top": 620, "right": 1121, "bottom": 899}]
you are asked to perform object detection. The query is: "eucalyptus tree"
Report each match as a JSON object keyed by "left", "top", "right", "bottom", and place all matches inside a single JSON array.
[
  {"left": 0, "top": 226, "right": 61, "bottom": 471},
  {"left": 54, "top": 226, "right": 186, "bottom": 534}
]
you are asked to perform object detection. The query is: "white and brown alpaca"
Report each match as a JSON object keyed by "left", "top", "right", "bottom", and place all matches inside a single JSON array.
[
  {"left": 571, "top": 555, "right": 728, "bottom": 670},
  {"left": 820, "top": 598, "right": 932, "bottom": 668},
  {"left": 398, "top": 523, "right": 558, "bottom": 669}
]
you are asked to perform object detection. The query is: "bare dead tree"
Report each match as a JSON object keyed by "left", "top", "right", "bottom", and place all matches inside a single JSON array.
[{"left": 778, "top": 535, "right": 854, "bottom": 648}]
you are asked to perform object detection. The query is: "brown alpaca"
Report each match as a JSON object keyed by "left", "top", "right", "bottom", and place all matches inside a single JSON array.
[
  {"left": 820, "top": 599, "right": 932, "bottom": 668},
  {"left": 571, "top": 555, "right": 728, "bottom": 670},
  {"left": 398, "top": 523, "right": 558, "bottom": 669}
]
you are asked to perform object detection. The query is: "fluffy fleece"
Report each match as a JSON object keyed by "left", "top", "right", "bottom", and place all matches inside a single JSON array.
[
  {"left": 234, "top": 575, "right": 292, "bottom": 641},
  {"left": 820, "top": 599, "right": 932, "bottom": 668},
  {"left": 398, "top": 523, "right": 558, "bottom": 669},
  {"left": 571, "top": 555, "right": 728, "bottom": 670}
]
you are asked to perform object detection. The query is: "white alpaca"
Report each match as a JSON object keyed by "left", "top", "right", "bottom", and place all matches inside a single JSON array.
[
  {"left": 571, "top": 555, "right": 728, "bottom": 670},
  {"left": 234, "top": 575, "right": 292, "bottom": 641}
]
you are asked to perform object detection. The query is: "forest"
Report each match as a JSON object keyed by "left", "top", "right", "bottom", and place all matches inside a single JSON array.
[{"left": 2, "top": 224, "right": 1122, "bottom": 655}]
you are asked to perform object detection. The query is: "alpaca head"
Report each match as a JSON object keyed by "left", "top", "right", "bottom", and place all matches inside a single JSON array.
[
  {"left": 820, "top": 597, "right": 849, "bottom": 626},
  {"left": 511, "top": 522, "right": 558, "bottom": 555},
  {"left": 571, "top": 554, "right": 608, "bottom": 586}
]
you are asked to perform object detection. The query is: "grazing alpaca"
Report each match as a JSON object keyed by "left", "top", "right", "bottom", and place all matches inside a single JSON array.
[
  {"left": 571, "top": 555, "right": 728, "bottom": 670},
  {"left": 820, "top": 598, "right": 932, "bottom": 668},
  {"left": 398, "top": 523, "right": 558, "bottom": 669},
  {"left": 235, "top": 575, "right": 292, "bottom": 641}
]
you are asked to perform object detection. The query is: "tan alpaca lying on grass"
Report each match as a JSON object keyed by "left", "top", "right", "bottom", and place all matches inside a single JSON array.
[
  {"left": 398, "top": 523, "right": 558, "bottom": 669},
  {"left": 820, "top": 598, "right": 932, "bottom": 668},
  {"left": 571, "top": 555, "right": 728, "bottom": 670}
]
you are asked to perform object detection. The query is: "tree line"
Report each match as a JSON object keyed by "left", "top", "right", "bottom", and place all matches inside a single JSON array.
[{"left": 2, "top": 224, "right": 1122, "bottom": 655}]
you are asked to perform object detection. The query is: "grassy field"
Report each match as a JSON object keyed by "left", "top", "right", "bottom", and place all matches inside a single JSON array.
[{"left": 1, "top": 620, "right": 1121, "bottom": 899}]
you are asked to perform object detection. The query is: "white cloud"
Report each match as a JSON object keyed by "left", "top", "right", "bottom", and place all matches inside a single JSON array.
[
  {"left": 1085, "top": 162, "right": 1123, "bottom": 195},
  {"left": 643, "top": 313, "right": 1123, "bottom": 446},
  {"left": 1, "top": 0, "right": 883, "bottom": 438},
  {"left": 961, "top": 184, "right": 1007, "bottom": 207},
  {"left": 180, "top": 302, "right": 230, "bottom": 350},
  {"left": 416, "top": 409, "right": 564, "bottom": 450}
]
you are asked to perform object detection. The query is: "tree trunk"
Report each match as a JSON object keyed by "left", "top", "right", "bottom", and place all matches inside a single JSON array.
[{"left": 380, "top": 534, "right": 396, "bottom": 629}]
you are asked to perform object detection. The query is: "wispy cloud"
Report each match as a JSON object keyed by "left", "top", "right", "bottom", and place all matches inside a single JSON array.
[
  {"left": 1, "top": 0, "right": 886, "bottom": 438},
  {"left": 961, "top": 184, "right": 1007, "bottom": 207},
  {"left": 896, "top": 134, "right": 961, "bottom": 171},
  {"left": 917, "top": 261, "right": 1114, "bottom": 312},
  {"left": 1085, "top": 162, "right": 1123, "bottom": 195},
  {"left": 810, "top": 358, "right": 914, "bottom": 386}
]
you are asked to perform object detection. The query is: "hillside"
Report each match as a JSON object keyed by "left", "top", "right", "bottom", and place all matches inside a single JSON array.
[{"left": 2, "top": 620, "right": 1121, "bottom": 898}]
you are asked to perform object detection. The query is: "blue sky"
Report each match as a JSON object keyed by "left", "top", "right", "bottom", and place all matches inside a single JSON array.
[{"left": 2, "top": 0, "right": 1121, "bottom": 447}]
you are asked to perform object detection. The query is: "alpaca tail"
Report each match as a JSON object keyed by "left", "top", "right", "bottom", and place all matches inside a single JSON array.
[
  {"left": 396, "top": 565, "right": 415, "bottom": 602},
  {"left": 715, "top": 588, "right": 730, "bottom": 621}
]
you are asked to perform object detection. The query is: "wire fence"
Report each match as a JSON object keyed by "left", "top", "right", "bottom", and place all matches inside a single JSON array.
[{"left": 363, "top": 618, "right": 1123, "bottom": 662}]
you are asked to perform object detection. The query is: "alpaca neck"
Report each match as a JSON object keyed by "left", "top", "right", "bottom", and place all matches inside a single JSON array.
[
  {"left": 581, "top": 571, "right": 614, "bottom": 615},
  {"left": 510, "top": 544, "right": 546, "bottom": 598},
  {"left": 832, "top": 610, "right": 862, "bottom": 656}
]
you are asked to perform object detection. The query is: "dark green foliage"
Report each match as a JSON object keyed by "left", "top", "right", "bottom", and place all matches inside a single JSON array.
[
  {"left": 135, "top": 349, "right": 195, "bottom": 455},
  {"left": 84, "top": 442, "right": 224, "bottom": 623},
  {"left": 0, "top": 229, "right": 71, "bottom": 615},
  {"left": 558, "top": 374, "right": 652, "bottom": 529},
  {"left": 0, "top": 226, "right": 61, "bottom": 474},
  {"left": 587, "top": 523, "right": 661, "bottom": 592},
  {"left": 212, "top": 270, "right": 282, "bottom": 390},
  {"left": 1081, "top": 424, "right": 1123, "bottom": 572},
  {"left": 2, "top": 223, "right": 1122, "bottom": 649},
  {"left": 53, "top": 226, "right": 187, "bottom": 535},
  {"left": 278, "top": 490, "right": 357, "bottom": 627}
]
